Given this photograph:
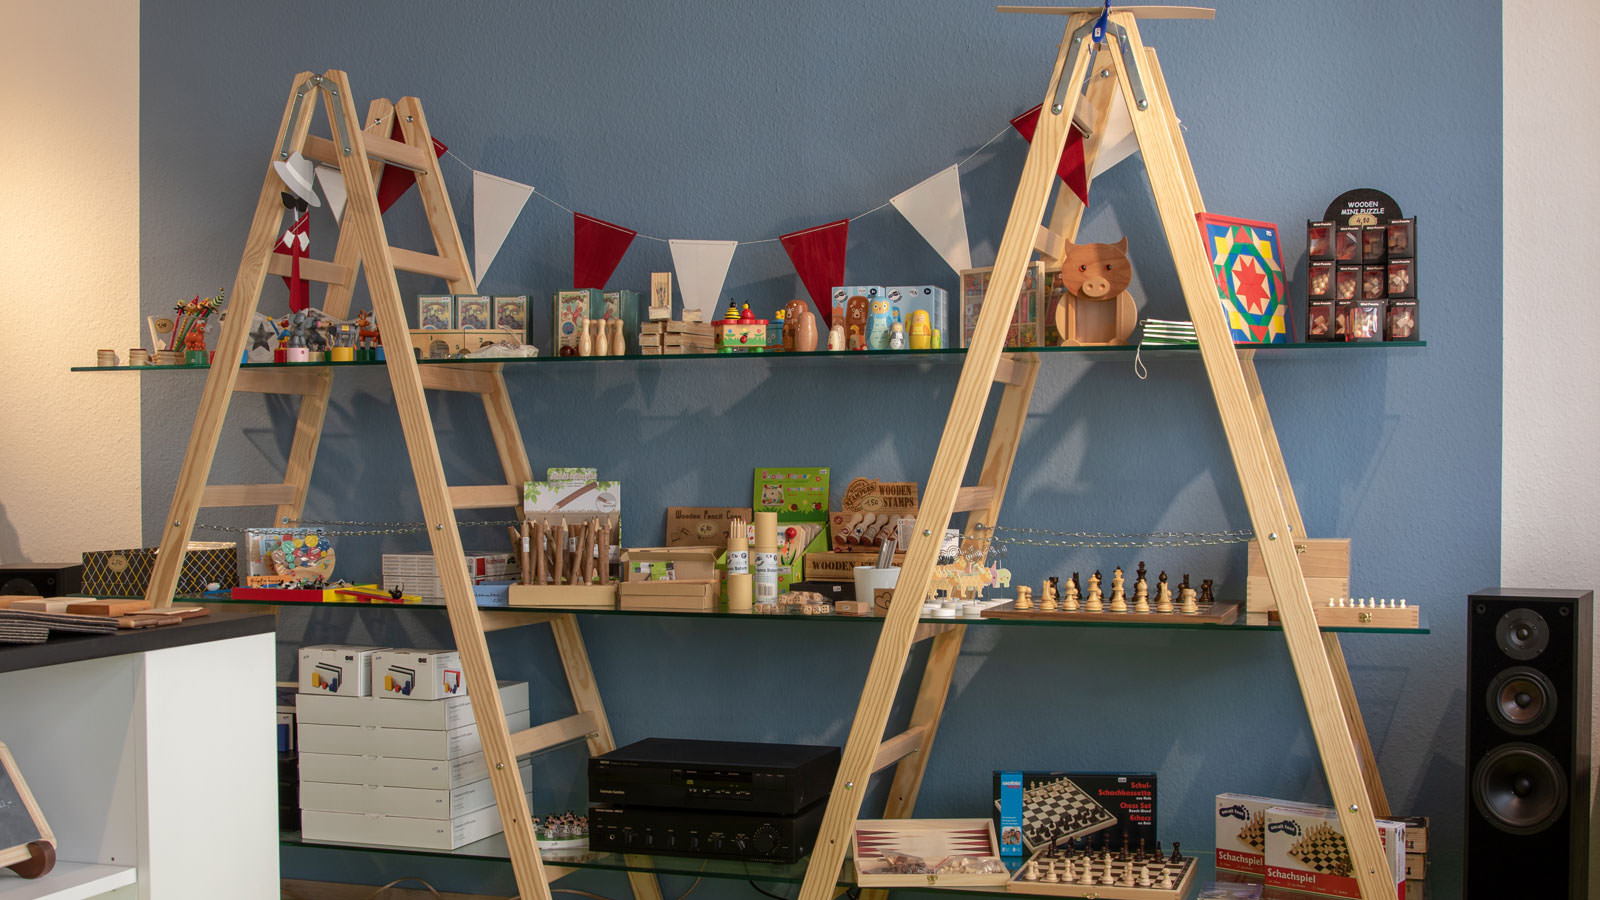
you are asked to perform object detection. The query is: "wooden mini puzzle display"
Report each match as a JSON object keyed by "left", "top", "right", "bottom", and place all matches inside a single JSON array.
[{"left": 1306, "top": 188, "right": 1418, "bottom": 343}]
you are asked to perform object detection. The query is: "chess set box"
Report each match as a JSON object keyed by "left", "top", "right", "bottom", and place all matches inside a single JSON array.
[
  {"left": 1263, "top": 805, "right": 1406, "bottom": 900},
  {"left": 993, "top": 771, "right": 1156, "bottom": 865}
]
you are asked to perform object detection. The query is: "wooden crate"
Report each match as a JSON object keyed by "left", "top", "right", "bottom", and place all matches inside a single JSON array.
[
  {"left": 1245, "top": 538, "right": 1349, "bottom": 624},
  {"left": 506, "top": 584, "right": 616, "bottom": 609},
  {"left": 851, "top": 818, "right": 1009, "bottom": 887}
]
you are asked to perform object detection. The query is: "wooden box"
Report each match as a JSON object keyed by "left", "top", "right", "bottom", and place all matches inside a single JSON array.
[
  {"left": 1245, "top": 538, "right": 1349, "bottom": 624},
  {"left": 805, "top": 551, "right": 905, "bottom": 582},
  {"left": 618, "top": 580, "right": 717, "bottom": 612},
  {"left": 507, "top": 584, "right": 616, "bottom": 609},
  {"left": 620, "top": 546, "right": 719, "bottom": 583},
  {"left": 852, "top": 818, "right": 1009, "bottom": 887}
]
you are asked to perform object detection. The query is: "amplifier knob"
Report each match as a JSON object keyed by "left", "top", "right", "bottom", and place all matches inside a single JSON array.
[
  {"left": 688, "top": 835, "right": 700, "bottom": 850},
  {"left": 752, "top": 825, "right": 779, "bottom": 855},
  {"left": 735, "top": 838, "right": 748, "bottom": 851}
]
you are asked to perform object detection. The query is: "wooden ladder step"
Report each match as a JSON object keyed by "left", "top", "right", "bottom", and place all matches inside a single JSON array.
[
  {"left": 509, "top": 711, "right": 601, "bottom": 757},
  {"left": 201, "top": 482, "right": 299, "bottom": 508},
  {"left": 993, "top": 354, "right": 1032, "bottom": 386},
  {"left": 872, "top": 725, "right": 929, "bottom": 773},
  {"left": 266, "top": 253, "right": 354, "bottom": 287},
  {"left": 303, "top": 132, "right": 430, "bottom": 171},
  {"left": 478, "top": 609, "right": 558, "bottom": 632},
  {"left": 389, "top": 246, "right": 466, "bottom": 280},
  {"left": 951, "top": 485, "right": 996, "bottom": 513},
  {"left": 450, "top": 484, "right": 522, "bottom": 509},
  {"left": 234, "top": 367, "right": 332, "bottom": 395},
  {"left": 418, "top": 365, "right": 498, "bottom": 393}
]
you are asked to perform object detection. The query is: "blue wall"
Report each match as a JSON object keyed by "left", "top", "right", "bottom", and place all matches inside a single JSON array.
[{"left": 141, "top": 2, "right": 1500, "bottom": 897}]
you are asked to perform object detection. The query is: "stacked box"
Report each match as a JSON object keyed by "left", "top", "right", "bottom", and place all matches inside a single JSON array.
[
  {"left": 372, "top": 648, "right": 467, "bottom": 700},
  {"left": 299, "top": 645, "right": 387, "bottom": 697},
  {"left": 1264, "top": 805, "right": 1405, "bottom": 900},
  {"left": 381, "top": 551, "right": 518, "bottom": 602},
  {"left": 1214, "top": 793, "right": 1328, "bottom": 878},
  {"left": 297, "top": 680, "right": 532, "bottom": 850}
]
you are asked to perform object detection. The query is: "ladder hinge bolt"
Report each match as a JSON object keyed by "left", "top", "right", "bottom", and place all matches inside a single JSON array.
[
  {"left": 1100, "top": 68, "right": 1111, "bottom": 78},
  {"left": 435, "top": 524, "right": 444, "bottom": 531},
  {"left": 496, "top": 762, "right": 505, "bottom": 770},
  {"left": 1347, "top": 804, "right": 1358, "bottom": 813},
  {"left": 172, "top": 521, "right": 182, "bottom": 528},
  {"left": 922, "top": 529, "right": 932, "bottom": 537},
  {"left": 282, "top": 517, "right": 291, "bottom": 524},
  {"left": 1268, "top": 532, "right": 1278, "bottom": 541},
  {"left": 406, "top": 116, "right": 414, "bottom": 123},
  {"left": 1051, "top": 103, "right": 1063, "bottom": 114},
  {"left": 1138, "top": 99, "right": 1149, "bottom": 110},
  {"left": 845, "top": 781, "right": 854, "bottom": 790}
]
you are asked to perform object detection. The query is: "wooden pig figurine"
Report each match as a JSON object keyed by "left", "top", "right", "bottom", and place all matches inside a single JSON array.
[
  {"left": 783, "top": 299, "right": 818, "bottom": 352},
  {"left": 1053, "top": 237, "right": 1138, "bottom": 346}
]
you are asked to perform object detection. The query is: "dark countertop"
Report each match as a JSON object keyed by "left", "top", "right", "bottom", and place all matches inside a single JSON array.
[{"left": 0, "top": 606, "right": 276, "bottom": 674}]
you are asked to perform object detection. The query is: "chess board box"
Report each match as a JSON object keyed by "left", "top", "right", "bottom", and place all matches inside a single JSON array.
[
  {"left": 1263, "top": 805, "right": 1405, "bottom": 900},
  {"left": 1213, "top": 792, "right": 1329, "bottom": 877},
  {"left": 851, "top": 817, "right": 1009, "bottom": 887},
  {"left": 994, "top": 771, "right": 1156, "bottom": 865}
]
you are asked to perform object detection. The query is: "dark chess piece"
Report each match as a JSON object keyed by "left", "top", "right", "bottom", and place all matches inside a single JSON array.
[
  {"left": 1136, "top": 560, "right": 1146, "bottom": 583},
  {"left": 1138, "top": 837, "right": 1146, "bottom": 859},
  {"left": 1170, "top": 841, "right": 1182, "bottom": 863},
  {"left": 1152, "top": 840, "right": 1162, "bottom": 861},
  {"left": 1120, "top": 831, "right": 1131, "bottom": 860},
  {"left": 1200, "top": 578, "right": 1214, "bottom": 604},
  {"left": 1180, "top": 573, "right": 1190, "bottom": 591},
  {"left": 1071, "top": 571, "right": 1080, "bottom": 594}
]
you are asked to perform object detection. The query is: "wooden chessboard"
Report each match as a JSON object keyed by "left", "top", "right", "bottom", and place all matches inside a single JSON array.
[
  {"left": 981, "top": 599, "right": 1239, "bottom": 625},
  {"left": 851, "top": 818, "right": 1010, "bottom": 887},
  {"left": 994, "top": 775, "right": 1117, "bottom": 853},
  {"left": 1007, "top": 848, "right": 1196, "bottom": 899}
]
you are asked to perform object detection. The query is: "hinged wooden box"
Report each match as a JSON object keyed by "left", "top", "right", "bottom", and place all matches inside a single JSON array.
[
  {"left": 506, "top": 584, "right": 616, "bottom": 609},
  {"left": 620, "top": 546, "right": 719, "bottom": 583},
  {"left": 618, "top": 580, "right": 718, "bottom": 612},
  {"left": 1245, "top": 538, "right": 1349, "bottom": 624},
  {"left": 851, "top": 818, "right": 1009, "bottom": 887}
]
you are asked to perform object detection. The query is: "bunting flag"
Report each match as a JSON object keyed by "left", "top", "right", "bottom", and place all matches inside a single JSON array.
[
  {"left": 314, "top": 165, "right": 347, "bottom": 222},
  {"left": 1091, "top": 90, "right": 1139, "bottom": 178},
  {"left": 890, "top": 164, "right": 971, "bottom": 274},
  {"left": 1009, "top": 104, "right": 1089, "bottom": 206},
  {"left": 668, "top": 239, "right": 738, "bottom": 322},
  {"left": 273, "top": 212, "right": 311, "bottom": 311},
  {"left": 473, "top": 171, "right": 535, "bottom": 284},
  {"left": 573, "top": 212, "right": 637, "bottom": 289},
  {"left": 779, "top": 219, "right": 849, "bottom": 325},
  {"left": 376, "top": 122, "right": 448, "bottom": 213}
]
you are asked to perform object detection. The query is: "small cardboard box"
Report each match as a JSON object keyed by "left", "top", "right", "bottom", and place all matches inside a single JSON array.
[
  {"left": 665, "top": 507, "right": 752, "bottom": 547},
  {"left": 297, "top": 710, "right": 531, "bottom": 760},
  {"left": 621, "top": 546, "right": 719, "bottom": 582},
  {"left": 1214, "top": 792, "right": 1329, "bottom": 877},
  {"left": 554, "top": 289, "right": 604, "bottom": 354},
  {"left": 1263, "top": 805, "right": 1405, "bottom": 900},
  {"left": 297, "top": 681, "right": 527, "bottom": 730},
  {"left": 372, "top": 648, "right": 466, "bottom": 700},
  {"left": 300, "top": 802, "right": 510, "bottom": 850},
  {"left": 299, "top": 645, "right": 387, "bottom": 697},
  {"left": 885, "top": 285, "right": 948, "bottom": 339},
  {"left": 852, "top": 818, "right": 1009, "bottom": 887},
  {"left": 298, "top": 750, "right": 492, "bottom": 791},
  {"left": 299, "top": 761, "right": 532, "bottom": 819},
  {"left": 618, "top": 580, "right": 718, "bottom": 612},
  {"left": 1245, "top": 538, "right": 1350, "bottom": 623},
  {"left": 1397, "top": 816, "right": 1428, "bottom": 853},
  {"left": 601, "top": 289, "right": 641, "bottom": 354},
  {"left": 961, "top": 262, "right": 1042, "bottom": 348},
  {"left": 830, "top": 285, "right": 884, "bottom": 331},
  {"left": 82, "top": 541, "right": 237, "bottom": 597},
  {"left": 994, "top": 771, "right": 1155, "bottom": 862}
]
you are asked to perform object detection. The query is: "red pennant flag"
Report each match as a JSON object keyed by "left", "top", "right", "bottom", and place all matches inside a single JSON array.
[
  {"left": 779, "top": 219, "right": 849, "bottom": 326},
  {"left": 272, "top": 213, "right": 311, "bottom": 311},
  {"left": 573, "top": 212, "right": 637, "bottom": 289},
  {"left": 1009, "top": 104, "right": 1089, "bottom": 206},
  {"left": 376, "top": 121, "right": 448, "bottom": 213}
]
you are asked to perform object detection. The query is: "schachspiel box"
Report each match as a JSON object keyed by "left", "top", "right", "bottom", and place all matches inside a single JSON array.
[{"left": 82, "top": 541, "right": 237, "bottom": 597}]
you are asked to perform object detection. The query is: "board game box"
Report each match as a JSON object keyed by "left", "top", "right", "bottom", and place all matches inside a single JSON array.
[
  {"left": 994, "top": 771, "right": 1156, "bottom": 864},
  {"left": 1213, "top": 792, "right": 1328, "bottom": 877},
  {"left": 1263, "top": 805, "right": 1405, "bottom": 900}
]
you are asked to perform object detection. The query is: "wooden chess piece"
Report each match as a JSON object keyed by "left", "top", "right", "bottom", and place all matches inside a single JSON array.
[
  {"left": 1015, "top": 584, "right": 1033, "bottom": 610},
  {"left": 1040, "top": 579, "right": 1057, "bottom": 611},
  {"left": 1085, "top": 570, "right": 1103, "bottom": 612},
  {"left": 1155, "top": 571, "right": 1173, "bottom": 613},
  {"left": 1179, "top": 583, "right": 1199, "bottom": 614},
  {"left": 1200, "top": 578, "right": 1214, "bottom": 605},
  {"left": 1062, "top": 573, "right": 1080, "bottom": 611},
  {"left": 1134, "top": 568, "right": 1150, "bottom": 613},
  {"left": 1109, "top": 566, "right": 1127, "bottom": 612}
]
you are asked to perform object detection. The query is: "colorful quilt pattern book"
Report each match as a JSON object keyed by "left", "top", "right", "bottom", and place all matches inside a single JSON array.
[{"left": 1195, "top": 213, "right": 1291, "bottom": 343}]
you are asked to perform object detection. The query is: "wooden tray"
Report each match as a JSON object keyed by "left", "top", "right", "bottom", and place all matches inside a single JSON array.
[
  {"left": 852, "top": 818, "right": 1010, "bottom": 887},
  {"left": 981, "top": 600, "right": 1239, "bottom": 625},
  {"left": 1006, "top": 848, "right": 1196, "bottom": 898},
  {"left": 507, "top": 584, "right": 617, "bottom": 609}
]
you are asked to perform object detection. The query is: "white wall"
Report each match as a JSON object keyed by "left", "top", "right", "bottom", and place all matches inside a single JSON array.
[
  {"left": 0, "top": 0, "right": 142, "bottom": 564},
  {"left": 1501, "top": 0, "right": 1600, "bottom": 868}
]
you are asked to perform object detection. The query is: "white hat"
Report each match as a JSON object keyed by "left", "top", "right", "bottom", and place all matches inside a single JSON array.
[{"left": 273, "top": 151, "right": 322, "bottom": 207}]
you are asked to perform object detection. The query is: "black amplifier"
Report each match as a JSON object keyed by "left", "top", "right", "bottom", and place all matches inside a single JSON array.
[
  {"left": 589, "top": 801, "right": 826, "bottom": 863},
  {"left": 589, "top": 738, "right": 839, "bottom": 815}
]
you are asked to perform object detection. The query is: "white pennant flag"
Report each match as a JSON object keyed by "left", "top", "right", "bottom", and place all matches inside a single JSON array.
[
  {"left": 314, "top": 165, "right": 347, "bottom": 222},
  {"left": 890, "top": 164, "right": 972, "bottom": 273},
  {"left": 1091, "top": 90, "right": 1139, "bottom": 177},
  {"left": 669, "top": 239, "right": 738, "bottom": 321},
  {"left": 473, "top": 170, "right": 535, "bottom": 284}
]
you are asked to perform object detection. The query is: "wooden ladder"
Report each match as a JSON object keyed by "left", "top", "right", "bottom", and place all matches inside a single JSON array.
[
  {"left": 141, "top": 69, "right": 661, "bottom": 900},
  {"left": 796, "top": 9, "right": 1398, "bottom": 900}
]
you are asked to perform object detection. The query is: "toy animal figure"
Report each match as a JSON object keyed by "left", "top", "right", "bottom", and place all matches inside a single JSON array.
[
  {"left": 1052, "top": 237, "right": 1138, "bottom": 346},
  {"left": 783, "top": 299, "right": 818, "bottom": 352},
  {"left": 286, "top": 309, "right": 315, "bottom": 348},
  {"left": 866, "top": 298, "right": 893, "bottom": 349},
  {"left": 908, "top": 309, "right": 931, "bottom": 350},
  {"left": 356, "top": 310, "right": 381, "bottom": 348},
  {"left": 845, "top": 294, "right": 870, "bottom": 351}
]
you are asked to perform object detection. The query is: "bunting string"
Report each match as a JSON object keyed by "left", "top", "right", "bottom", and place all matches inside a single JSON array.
[{"left": 439, "top": 122, "right": 1013, "bottom": 248}]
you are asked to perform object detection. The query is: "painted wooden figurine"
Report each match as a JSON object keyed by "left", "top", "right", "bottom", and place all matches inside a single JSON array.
[
  {"left": 783, "top": 299, "right": 818, "bottom": 352},
  {"left": 845, "top": 294, "right": 871, "bottom": 351},
  {"left": 1053, "top": 237, "right": 1139, "bottom": 346}
]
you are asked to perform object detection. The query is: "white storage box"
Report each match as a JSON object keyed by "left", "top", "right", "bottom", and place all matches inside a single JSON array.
[
  {"left": 298, "top": 645, "right": 387, "bottom": 697},
  {"left": 298, "top": 709, "right": 531, "bottom": 760},
  {"left": 300, "top": 761, "right": 532, "bottom": 819},
  {"left": 298, "top": 751, "right": 492, "bottom": 790},
  {"left": 372, "top": 648, "right": 466, "bottom": 700},
  {"left": 296, "top": 680, "right": 528, "bottom": 730},
  {"left": 300, "top": 800, "right": 520, "bottom": 850}
]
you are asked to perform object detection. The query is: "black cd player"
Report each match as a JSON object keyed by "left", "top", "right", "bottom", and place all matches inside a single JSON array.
[{"left": 589, "top": 738, "right": 840, "bottom": 815}]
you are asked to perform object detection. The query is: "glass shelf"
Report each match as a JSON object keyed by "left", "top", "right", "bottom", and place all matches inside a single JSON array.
[
  {"left": 70, "top": 340, "right": 1425, "bottom": 373},
  {"left": 187, "top": 594, "right": 1427, "bottom": 634}
]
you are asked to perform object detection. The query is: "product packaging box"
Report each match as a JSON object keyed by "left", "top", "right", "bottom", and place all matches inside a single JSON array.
[
  {"left": 829, "top": 477, "right": 919, "bottom": 552},
  {"left": 960, "top": 262, "right": 1042, "bottom": 348},
  {"left": 803, "top": 551, "right": 905, "bottom": 582},
  {"left": 993, "top": 771, "right": 1156, "bottom": 863},
  {"left": 753, "top": 467, "right": 830, "bottom": 593},
  {"left": 830, "top": 285, "right": 885, "bottom": 331},
  {"left": 372, "top": 648, "right": 466, "bottom": 700},
  {"left": 665, "top": 506, "right": 752, "bottom": 547},
  {"left": 298, "top": 709, "right": 532, "bottom": 759},
  {"left": 621, "top": 546, "right": 719, "bottom": 582},
  {"left": 886, "top": 285, "right": 948, "bottom": 340},
  {"left": 1263, "top": 805, "right": 1405, "bottom": 900},
  {"left": 82, "top": 541, "right": 238, "bottom": 597},
  {"left": 1214, "top": 793, "right": 1329, "bottom": 877},
  {"left": 300, "top": 760, "right": 532, "bottom": 819},
  {"left": 601, "top": 289, "right": 642, "bottom": 354},
  {"left": 298, "top": 750, "right": 495, "bottom": 791},
  {"left": 554, "top": 289, "right": 604, "bottom": 355},
  {"left": 300, "top": 801, "right": 513, "bottom": 850},
  {"left": 298, "top": 645, "right": 387, "bottom": 697},
  {"left": 296, "top": 680, "right": 528, "bottom": 731}
]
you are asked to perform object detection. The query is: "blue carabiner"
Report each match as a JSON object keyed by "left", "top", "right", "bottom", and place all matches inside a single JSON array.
[{"left": 1091, "top": 0, "right": 1111, "bottom": 44}]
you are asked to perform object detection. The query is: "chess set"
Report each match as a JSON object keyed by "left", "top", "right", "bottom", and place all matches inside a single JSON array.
[
  {"left": 1008, "top": 836, "right": 1197, "bottom": 899},
  {"left": 982, "top": 564, "right": 1239, "bottom": 625},
  {"left": 850, "top": 818, "right": 1010, "bottom": 887},
  {"left": 1287, "top": 822, "right": 1353, "bottom": 877},
  {"left": 997, "top": 774, "right": 1118, "bottom": 854}
]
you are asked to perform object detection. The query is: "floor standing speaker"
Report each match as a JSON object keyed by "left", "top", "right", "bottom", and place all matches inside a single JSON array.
[{"left": 1466, "top": 587, "right": 1592, "bottom": 900}]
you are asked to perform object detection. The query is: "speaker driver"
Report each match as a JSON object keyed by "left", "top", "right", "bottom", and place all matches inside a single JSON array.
[
  {"left": 1471, "top": 742, "right": 1568, "bottom": 834},
  {"left": 0, "top": 577, "right": 43, "bottom": 596},
  {"left": 1495, "top": 607, "right": 1550, "bottom": 660},
  {"left": 1486, "top": 666, "right": 1558, "bottom": 734}
]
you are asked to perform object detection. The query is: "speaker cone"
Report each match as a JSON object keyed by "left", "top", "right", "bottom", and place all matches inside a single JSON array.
[
  {"left": 1471, "top": 742, "right": 1568, "bottom": 834},
  {"left": 1495, "top": 607, "right": 1550, "bottom": 660},
  {"left": 1486, "top": 666, "right": 1557, "bottom": 734},
  {"left": 0, "top": 577, "right": 42, "bottom": 596}
]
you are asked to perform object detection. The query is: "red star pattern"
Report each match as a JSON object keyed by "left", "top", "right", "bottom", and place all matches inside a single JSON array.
[{"left": 1231, "top": 256, "right": 1270, "bottom": 314}]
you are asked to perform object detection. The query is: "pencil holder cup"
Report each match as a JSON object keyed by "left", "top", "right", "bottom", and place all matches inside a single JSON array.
[{"left": 853, "top": 565, "right": 901, "bottom": 614}]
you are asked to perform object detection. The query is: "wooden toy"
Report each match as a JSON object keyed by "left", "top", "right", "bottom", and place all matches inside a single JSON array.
[
  {"left": 908, "top": 308, "right": 932, "bottom": 349},
  {"left": 1051, "top": 238, "right": 1138, "bottom": 346},
  {"left": 844, "top": 293, "right": 871, "bottom": 350},
  {"left": 638, "top": 320, "right": 715, "bottom": 354},
  {"left": 715, "top": 302, "right": 768, "bottom": 353},
  {"left": 649, "top": 272, "right": 673, "bottom": 321},
  {"left": 1245, "top": 538, "right": 1348, "bottom": 624},
  {"left": 783, "top": 299, "right": 818, "bottom": 352}
]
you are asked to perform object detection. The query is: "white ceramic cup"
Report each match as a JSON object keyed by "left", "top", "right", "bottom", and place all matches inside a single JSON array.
[{"left": 853, "top": 565, "right": 901, "bottom": 614}]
